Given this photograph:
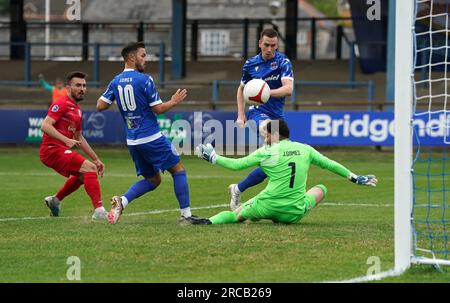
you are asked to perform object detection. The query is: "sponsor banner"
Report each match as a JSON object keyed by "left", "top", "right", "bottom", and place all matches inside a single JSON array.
[
  {"left": 286, "top": 111, "right": 397, "bottom": 145},
  {"left": 0, "top": 110, "right": 239, "bottom": 145},
  {"left": 285, "top": 111, "right": 450, "bottom": 146},
  {"left": 0, "top": 110, "right": 449, "bottom": 146},
  {"left": 0, "top": 110, "right": 126, "bottom": 144}
]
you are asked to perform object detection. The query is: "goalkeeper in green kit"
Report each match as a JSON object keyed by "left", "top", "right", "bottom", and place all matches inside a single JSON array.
[{"left": 195, "top": 120, "right": 377, "bottom": 225}]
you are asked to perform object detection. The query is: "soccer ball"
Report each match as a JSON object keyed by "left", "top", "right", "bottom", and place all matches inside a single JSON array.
[{"left": 243, "top": 79, "right": 270, "bottom": 106}]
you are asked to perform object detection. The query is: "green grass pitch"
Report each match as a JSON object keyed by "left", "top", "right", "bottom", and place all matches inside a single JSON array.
[{"left": 0, "top": 147, "right": 448, "bottom": 282}]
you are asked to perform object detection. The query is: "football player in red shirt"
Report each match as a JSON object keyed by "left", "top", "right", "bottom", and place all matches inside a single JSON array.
[{"left": 40, "top": 71, "right": 107, "bottom": 220}]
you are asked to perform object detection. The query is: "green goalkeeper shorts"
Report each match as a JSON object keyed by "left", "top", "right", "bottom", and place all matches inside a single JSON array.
[{"left": 239, "top": 194, "right": 317, "bottom": 224}]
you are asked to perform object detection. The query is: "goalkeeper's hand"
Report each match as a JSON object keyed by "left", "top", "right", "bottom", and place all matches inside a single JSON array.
[
  {"left": 195, "top": 143, "right": 217, "bottom": 164},
  {"left": 349, "top": 173, "right": 378, "bottom": 187}
]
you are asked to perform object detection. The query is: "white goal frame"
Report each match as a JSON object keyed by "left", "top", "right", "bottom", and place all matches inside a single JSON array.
[{"left": 395, "top": 0, "right": 450, "bottom": 271}]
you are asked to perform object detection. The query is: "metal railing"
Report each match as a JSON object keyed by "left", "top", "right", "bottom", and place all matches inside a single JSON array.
[
  {"left": 0, "top": 41, "right": 165, "bottom": 88},
  {"left": 186, "top": 17, "right": 355, "bottom": 60},
  {"left": 340, "top": 27, "right": 357, "bottom": 84},
  {"left": 212, "top": 79, "right": 376, "bottom": 111},
  {"left": 0, "top": 17, "right": 360, "bottom": 87},
  {"left": 2, "top": 17, "right": 355, "bottom": 60}
]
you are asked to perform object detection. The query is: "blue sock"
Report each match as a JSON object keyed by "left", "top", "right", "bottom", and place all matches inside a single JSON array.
[
  {"left": 124, "top": 179, "right": 157, "bottom": 204},
  {"left": 172, "top": 171, "right": 190, "bottom": 209},
  {"left": 237, "top": 167, "right": 267, "bottom": 193}
]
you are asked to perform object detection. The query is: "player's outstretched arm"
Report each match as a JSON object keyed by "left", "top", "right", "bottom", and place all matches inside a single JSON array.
[
  {"left": 348, "top": 174, "right": 378, "bottom": 187},
  {"left": 236, "top": 84, "right": 246, "bottom": 128},
  {"left": 196, "top": 143, "right": 218, "bottom": 163},
  {"left": 309, "top": 146, "right": 378, "bottom": 187},
  {"left": 152, "top": 88, "right": 187, "bottom": 114},
  {"left": 38, "top": 74, "right": 54, "bottom": 92},
  {"left": 195, "top": 143, "right": 262, "bottom": 171}
]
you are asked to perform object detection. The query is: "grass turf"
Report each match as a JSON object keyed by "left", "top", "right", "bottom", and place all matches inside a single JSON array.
[{"left": 0, "top": 147, "right": 449, "bottom": 282}]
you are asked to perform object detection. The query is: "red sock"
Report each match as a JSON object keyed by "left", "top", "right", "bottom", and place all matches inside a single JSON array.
[
  {"left": 56, "top": 175, "right": 83, "bottom": 201},
  {"left": 83, "top": 172, "right": 103, "bottom": 209}
]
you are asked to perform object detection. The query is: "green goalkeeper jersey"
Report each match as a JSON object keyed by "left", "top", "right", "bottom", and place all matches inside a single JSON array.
[{"left": 216, "top": 140, "right": 352, "bottom": 215}]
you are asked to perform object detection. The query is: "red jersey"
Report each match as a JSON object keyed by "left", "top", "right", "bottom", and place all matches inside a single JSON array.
[{"left": 41, "top": 94, "right": 83, "bottom": 150}]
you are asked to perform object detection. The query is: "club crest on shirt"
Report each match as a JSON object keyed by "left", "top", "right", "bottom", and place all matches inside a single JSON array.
[
  {"left": 271, "top": 61, "right": 278, "bottom": 70},
  {"left": 255, "top": 66, "right": 259, "bottom": 71},
  {"left": 51, "top": 105, "right": 59, "bottom": 112},
  {"left": 68, "top": 125, "right": 76, "bottom": 133}
]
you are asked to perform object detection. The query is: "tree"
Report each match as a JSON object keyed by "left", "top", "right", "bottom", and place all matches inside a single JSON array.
[
  {"left": 0, "top": 0, "right": 9, "bottom": 16},
  {"left": 307, "top": 0, "right": 339, "bottom": 17}
]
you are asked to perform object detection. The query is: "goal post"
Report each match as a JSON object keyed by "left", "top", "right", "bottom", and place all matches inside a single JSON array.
[
  {"left": 394, "top": 0, "right": 414, "bottom": 272},
  {"left": 395, "top": 0, "right": 450, "bottom": 270}
]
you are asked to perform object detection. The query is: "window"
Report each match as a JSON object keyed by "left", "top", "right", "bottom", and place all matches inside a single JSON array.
[{"left": 200, "top": 30, "right": 230, "bottom": 56}]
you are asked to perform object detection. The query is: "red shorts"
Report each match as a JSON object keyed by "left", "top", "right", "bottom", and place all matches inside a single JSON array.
[{"left": 40, "top": 146, "right": 86, "bottom": 178}]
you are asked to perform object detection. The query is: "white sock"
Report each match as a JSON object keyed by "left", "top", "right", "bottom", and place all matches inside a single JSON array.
[
  {"left": 234, "top": 184, "right": 241, "bottom": 194},
  {"left": 181, "top": 207, "right": 191, "bottom": 218},
  {"left": 95, "top": 206, "right": 106, "bottom": 212},
  {"left": 121, "top": 196, "right": 129, "bottom": 208}
]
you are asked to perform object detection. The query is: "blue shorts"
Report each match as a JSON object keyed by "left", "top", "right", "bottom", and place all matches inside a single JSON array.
[
  {"left": 247, "top": 109, "right": 271, "bottom": 128},
  {"left": 127, "top": 135, "right": 180, "bottom": 178},
  {"left": 247, "top": 109, "right": 283, "bottom": 135}
]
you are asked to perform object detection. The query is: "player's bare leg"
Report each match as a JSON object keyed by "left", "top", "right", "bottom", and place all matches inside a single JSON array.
[
  {"left": 234, "top": 205, "right": 246, "bottom": 222},
  {"left": 306, "top": 184, "right": 328, "bottom": 208}
]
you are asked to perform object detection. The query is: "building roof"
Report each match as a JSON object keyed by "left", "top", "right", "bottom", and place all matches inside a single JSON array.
[{"left": 82, "top": 0, "right": 335, "bottom": 28}]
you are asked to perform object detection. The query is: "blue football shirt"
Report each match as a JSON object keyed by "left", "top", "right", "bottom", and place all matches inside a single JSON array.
[
  {"left": 241, "top": 51, "right": 294, "bottom": 118},
  {"left": 101, "top": 69, "right": 163, "bottom": 145}
]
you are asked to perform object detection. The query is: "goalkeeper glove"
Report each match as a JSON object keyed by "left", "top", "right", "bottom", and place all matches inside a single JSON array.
[
  {"left": 349, "top": 173, "right": 378, "bottom": 187},
  {"left": 195, "top": 143, "right": 217, "bottom": 164}
]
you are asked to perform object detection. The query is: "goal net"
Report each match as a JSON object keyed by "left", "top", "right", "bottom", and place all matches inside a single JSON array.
[
  {"left": 412, "top": 0, "right": 450, "bottom": 265},
  {"left": 396, "top": 0, "right": 450, "bottom": 269}
]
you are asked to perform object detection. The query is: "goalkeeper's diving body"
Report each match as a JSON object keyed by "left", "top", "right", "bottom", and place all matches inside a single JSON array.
[{"left": 196, "top": 120, "right": 377, "bottom": 225}]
